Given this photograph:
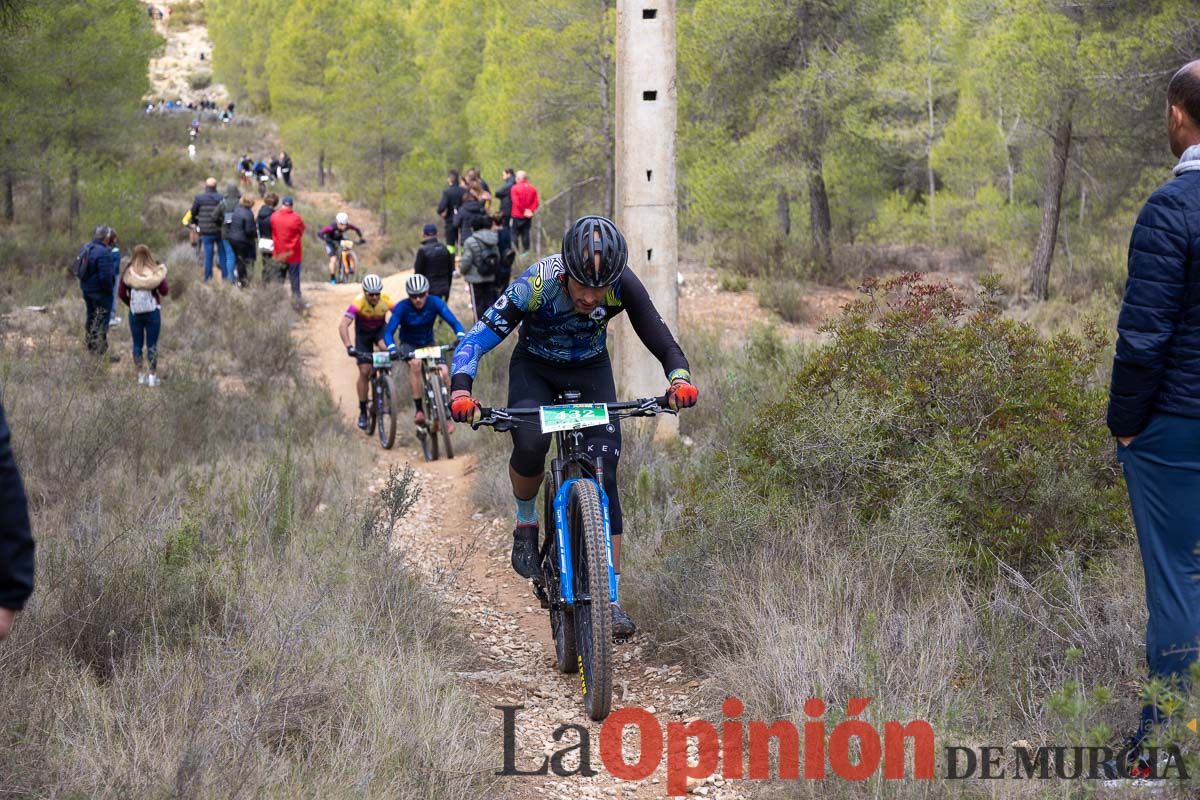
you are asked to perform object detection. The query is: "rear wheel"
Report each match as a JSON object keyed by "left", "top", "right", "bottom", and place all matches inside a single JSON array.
[
  {"left": 569, "top": 480, "right": 612, "bottom": 721},
  {"left": 545, "top": 482, "right": 577, "bottom": 674},
  {"left": 430, "top": 374, "right": 454, "bottom": 459},
  {"left": 377, "top": 373, "right": 396, "bottom": 449}
]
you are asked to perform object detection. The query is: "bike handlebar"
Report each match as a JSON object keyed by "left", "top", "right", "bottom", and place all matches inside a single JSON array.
[{"left": 472, "top": 396, "right": 675, "bottom": 431}]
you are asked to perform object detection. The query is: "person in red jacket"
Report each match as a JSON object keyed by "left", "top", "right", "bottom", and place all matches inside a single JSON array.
[
  {"left": 509, "top": 170, "right": 539, "bottom": 255},
  {"left": 270, "top": 195, "right": 307, "bottom": 308}
]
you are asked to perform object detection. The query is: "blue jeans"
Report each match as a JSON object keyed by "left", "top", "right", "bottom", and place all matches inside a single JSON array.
[
  {"left": 129, "top": 309, "right": 161, "bottom": 371},
  {"left": 1118, "top": 412, "right": 1200, "bottom": 740},
  {"left": 220, "top": 239, "right": 236, "bottom": 282},
  {"left": 201, "top": 235, "right": 219, "bottom": 281}
]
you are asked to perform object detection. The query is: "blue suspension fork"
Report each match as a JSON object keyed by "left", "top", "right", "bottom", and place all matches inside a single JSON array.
[{"left": 552, "top": 477, "right": 617, "bottom": 607}]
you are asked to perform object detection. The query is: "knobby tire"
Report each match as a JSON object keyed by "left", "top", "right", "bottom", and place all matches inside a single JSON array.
[
  {"left": 377, "top": 373, "right": 396, "bottom": 449},
  {"left": 570, "top": 479, "right": 612, "bottom": 720},
  {"left": 431, "top": 373, "right": 453, "bottom": 459}
]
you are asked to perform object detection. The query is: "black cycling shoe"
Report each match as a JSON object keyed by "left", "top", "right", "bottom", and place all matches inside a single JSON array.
[
  {"left": 1099, "top": 735, "right": 1153, "bottom": 780},
  {"left": 356, "top": 412, "right": 368, "bottom": 431},
  {"left": 611, "top": 603, "right": 636, "bottom": 642},
  {"left": 511, "top": 524, "right": 539, "bottom": 579}
]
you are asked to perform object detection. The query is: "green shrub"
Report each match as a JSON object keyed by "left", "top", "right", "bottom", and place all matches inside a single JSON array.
[
  {"left": 754, "top": 278, "right": 815, "bottom": 324},
  {"left": 741, "top": 273, "right": 1126, "bottom": 572},
  {"left": 717, "top": 272, "right": 747, "bottom": 292},
  {"left": 189, "top": 71, "right": 212, "bottom": 91}
]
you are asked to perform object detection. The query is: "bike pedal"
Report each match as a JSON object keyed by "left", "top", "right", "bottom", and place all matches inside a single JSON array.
[{"left": 613, "top": 632, "right": 632, "bottom": 644}]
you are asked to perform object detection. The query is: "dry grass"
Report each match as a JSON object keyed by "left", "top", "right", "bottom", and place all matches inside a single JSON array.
[{"left": 0, "top": 287, "right": 494, "bottom": 798}]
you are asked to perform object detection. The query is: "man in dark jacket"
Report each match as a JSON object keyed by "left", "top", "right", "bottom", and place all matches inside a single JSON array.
[
  {"left": 494, "top": 167, "right": 515, "bottom": 227},
  {"left": 436, "top": 170, "right": 466, "bottom": 255},
  {"left": 0, "top": 398, "right": 34, "bottom": 642},
  {"left": 189, "top": 177, "right": 225, "bottom": 281},
  {"left": 1107, "top": 60, "right": 1200, "bottom": 770},
  {"left": 227, "top": 195, "right": 259, "bottom": 287},
  {"left": 413, "top": 223, "right": 454, "bottom": 301},
  {"left": 79, "top": 225, "right": 121, "bottom": 359},
  {"left": 257, "top": 193, "right": 282, "bottom": 284}
]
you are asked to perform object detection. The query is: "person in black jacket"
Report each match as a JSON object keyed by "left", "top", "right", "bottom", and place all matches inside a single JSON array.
[
  {"left": 257, "top": 192, "right": 282, "bottom": 284},
  {"left": 189, "top": 177, "right": 225, "bottom": 281},
  {"left": 494, "top": 168, "right": 515, "bottom": 227},
  {"left": 278, "top": 151, "right": 293, "bottom": 188},
  {"left": 79, "top": 225, "right": 121, "bottom": 359},
  {"left": 413, "top": 223, "right": 454, "bottom": 301},
  {"left": 227, "top": 195, "right": 259, "bottom": 287},
  {"left": 0, "top": 398, "right": 34, "bottom": 642},
  {"left": 436, "top": 170, "right": 466, "bottom": 254},
  {"left": 1106, "top": 60, "right": 1200, "bottom": 775}
]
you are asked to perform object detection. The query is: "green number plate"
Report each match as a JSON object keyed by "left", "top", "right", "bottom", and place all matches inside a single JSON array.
[
  {"left": 539, "top": 403, "right": 610, "bottom": 434},
  {"left": 372, "top": 351, "right": 391, "bottom": 368}
]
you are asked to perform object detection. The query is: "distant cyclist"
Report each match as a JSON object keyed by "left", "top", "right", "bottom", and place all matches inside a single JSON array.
[
  {"left": 319, "top": 212, "right": 365, "bottom": 283},
  {"left": 383, "top": 274, "right": 466, "bottom": 427},
  {"left": 449, "top": 215, "right": 698, "bottom": 640},
  {"left": 338, "top": 273, "right": 394, "bottom": 431}
]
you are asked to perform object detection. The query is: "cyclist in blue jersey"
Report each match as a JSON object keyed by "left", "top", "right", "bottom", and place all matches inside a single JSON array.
[
  {"left": 449, "top": 215, "right": 698, "bottom": 640},
  {"left": 384, "top": 273, "right": 467, "bottom": 426}
]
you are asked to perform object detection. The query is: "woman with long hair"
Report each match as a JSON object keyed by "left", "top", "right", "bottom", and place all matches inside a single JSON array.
[{"left": 117, "top": 244, "right": 170, "bottom": 387}]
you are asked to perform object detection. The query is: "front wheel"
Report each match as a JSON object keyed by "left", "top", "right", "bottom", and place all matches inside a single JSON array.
[
  {"left": 377, "top": 373, "right": 396, "bottom": 449},
  {"left": 366, "top": 374, "right": 378, "bottom": 436},
  {"left": 570, "top": 480, "right": 613, "bottom": 721},
  {"left": 430, "top": 373, "right": 453, "bottom": 459}
]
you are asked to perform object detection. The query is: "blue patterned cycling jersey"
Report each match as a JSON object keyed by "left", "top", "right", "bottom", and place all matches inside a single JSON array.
[{"left": 451, "top": 255, "right": 691, "bottom": 391}]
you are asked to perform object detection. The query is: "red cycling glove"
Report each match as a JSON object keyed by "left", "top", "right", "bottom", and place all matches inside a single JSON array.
[
  {"left": 667, "top": 379, "right": 698, "bottom": 411},
  {"left": 450, "top": 390, "right": 481, "bottom": 423}
]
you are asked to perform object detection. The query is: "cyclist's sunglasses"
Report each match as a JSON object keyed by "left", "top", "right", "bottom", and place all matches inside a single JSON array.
[
  {"left": 365, "top": 292, "right": 381, "bottom": 300},
  {"left": 408, "top": 291, "right": 428, "bottom": 300}
]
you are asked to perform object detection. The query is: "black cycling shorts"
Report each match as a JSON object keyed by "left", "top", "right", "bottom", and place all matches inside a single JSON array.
[
  {"left": 507, "top": 351, "right": 625, "bottom": 537},
  {"left": 355, "top": 330, "right": 384, "bottom": 365}
]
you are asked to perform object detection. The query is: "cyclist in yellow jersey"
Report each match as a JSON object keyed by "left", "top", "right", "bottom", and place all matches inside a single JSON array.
[{"left": 338, "top": 273, "right": 393, "bottom": 430}]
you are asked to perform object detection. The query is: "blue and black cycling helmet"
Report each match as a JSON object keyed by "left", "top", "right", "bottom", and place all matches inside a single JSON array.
[{"left": 561, "top": 215, "right": 628, "bottom": 288}]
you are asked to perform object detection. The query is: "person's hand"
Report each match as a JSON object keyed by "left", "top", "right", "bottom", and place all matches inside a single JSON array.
[
  {"left": 450, "top": 390, "right": 481, "bottom": 423},
  {"left": 1118, "top": 435, "right": 1136, "bottom": 447},
  {"left": 346, "top": 346, "right": 358, "bottom": 359},
  {"left": 667, "top": 378, "right": 699, "bottom": 411},
  {"left": 0, "top": 607, "right": 16, "bottom": 642},
  {"left": 455, "top": 331, "right": 467, "bottom": 343},
  {"left": 358, "top": 238, "right": 367, "bottom": 245},
  {"left": 523, "top": 209, "right": 534, "bottom": 218}
]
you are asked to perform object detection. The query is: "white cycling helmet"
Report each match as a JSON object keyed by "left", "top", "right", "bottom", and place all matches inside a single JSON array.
[
  {"left": 335, "top": 212, "right": 349, "bottom": 225},
  {"left": 361, "top": 274, "right": 384, "bottom": 294},
  {"left": 405, "top": 274, "right": 430, "bottom": 296}
]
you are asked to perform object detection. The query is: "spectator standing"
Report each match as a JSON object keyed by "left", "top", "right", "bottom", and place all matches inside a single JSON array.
[
  {"left": 494, "top": 213, "right": 515, "bottom": 288},
  {"left": 270, "top": 195, "right": 307, "bottom": 308},
  {"left": 0, "top": 397, "right": 34, "bottom": 643},
  {"left": 257, "top": 192, "right": 281, "bottom": 283},
  {"left": 189, "top": 177, "right": 225, "bottom": 281},
  {"left": 458, "top": 215, "right": 501, "bottom": 321},
  {"left": 1107, "top": 60, "right": 1200, "bottom": 774},
  {"left": 218, "top": 183, "right": 241, "bottom": 282},
  {"left": 228, "top": 195, "right": 258, "bottom": 287},
  {"left": 437, "top": 170, "right": 466, "bottom": 254},
  {"left": 118, "top": 244, "right": 169, "bottom": 387},
  {"left": 495, "top": 167, "right": 515, "bottom": 227},
  {"left": 509, "top": 170, "right": 539, "bottom": 254},
  {"left": 78, "top": 225, "right": 121, "bottom": 360},
  {"left": 278, "top": 151, "right": 293, "bottom": 187},
  {"left": 457, "top": 181, "right": 488, "bottom": 244},
  {"left": 413, "top": 223, "right": 455, "bottom": 301}
]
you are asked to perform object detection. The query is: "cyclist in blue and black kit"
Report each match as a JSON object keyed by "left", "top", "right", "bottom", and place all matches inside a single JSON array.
[
  {"left": 449, "top": 215, "right": 699, "bottom": 640},
  {"left": 384, "top": 274, "right": 466, "bottom": 426}
]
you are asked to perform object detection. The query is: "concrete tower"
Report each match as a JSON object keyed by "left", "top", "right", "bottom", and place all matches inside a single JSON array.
[{"left": 614, "top": 0, "right": 679, "bottom": 420}]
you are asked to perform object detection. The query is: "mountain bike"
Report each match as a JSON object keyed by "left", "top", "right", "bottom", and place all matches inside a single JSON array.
[
  {"left": 335, "top": 239, "right": 361, "bottom": 284},
  {"left": 473, "top": 392, "right": 674, "bottom": 720},
  {"left": 363, "top": 349, "right": 397, "bottom": 449},
  {"left": 410, "top": 345, "right": 454, "bottom": 461}
]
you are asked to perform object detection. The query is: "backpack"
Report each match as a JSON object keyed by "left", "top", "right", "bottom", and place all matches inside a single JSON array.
[
  {"left": 71, "top": 243, "right": 93, "bottom": 280},
  {"left": 129, "top": 288, "right": 157, "bottom": 315},
  {"left": 478, "top": 245, "right": 500, "bottom": 278}
]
